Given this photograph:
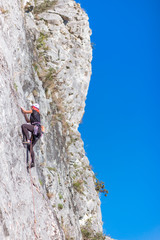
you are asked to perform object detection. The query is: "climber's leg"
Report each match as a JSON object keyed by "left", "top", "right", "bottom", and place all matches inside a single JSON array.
[
  {"left": 27, "top": 136, "right": 39, "bottom": 168},
  {"left": 21, "top": 124, "right": 34, "bottom": 142}
]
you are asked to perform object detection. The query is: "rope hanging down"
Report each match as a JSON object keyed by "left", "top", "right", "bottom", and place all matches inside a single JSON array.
[{"left": 28, "top": 140, "right": 38, "bottom": 239}]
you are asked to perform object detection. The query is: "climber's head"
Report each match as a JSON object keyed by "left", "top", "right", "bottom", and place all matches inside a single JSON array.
[{"left": 32, "top": 103, "right": 39, "bottom": 110}]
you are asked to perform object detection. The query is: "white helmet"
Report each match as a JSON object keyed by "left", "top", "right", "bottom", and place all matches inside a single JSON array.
[{"left": 32, "top": 103, "right": 39, "bottom": 109}]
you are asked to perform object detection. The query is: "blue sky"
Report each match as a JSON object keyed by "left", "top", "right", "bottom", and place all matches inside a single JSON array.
[{"left": 77, "top": 0, "right": 160, "bottom": 240}]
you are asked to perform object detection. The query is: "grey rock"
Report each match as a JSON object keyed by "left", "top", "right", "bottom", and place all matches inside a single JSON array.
[
  {"left": 38, "top": 12, "right": 63, "bottom": 25},
  {"left": 0, "top": 0, "right": 114, "bottom": 239}
]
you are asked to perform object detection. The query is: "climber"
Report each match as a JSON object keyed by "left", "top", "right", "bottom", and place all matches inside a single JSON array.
[{"left": 21, "top": 103, "right": 41, "bottom": 168}]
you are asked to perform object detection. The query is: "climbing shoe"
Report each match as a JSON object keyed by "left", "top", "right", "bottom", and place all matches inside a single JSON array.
[
  {"left": 23, "top": 140, "right": 31, "bottom": 145},
  {"left": 30, "top": 162, "right": 35, "bottom": 168},
  {"left": 27, "top": 161, "right": 35, "bottom": 169}
]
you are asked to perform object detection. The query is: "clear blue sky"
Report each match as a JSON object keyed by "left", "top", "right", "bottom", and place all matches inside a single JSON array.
[{"left": 77, "top": 0, "right": 160, "bottom": 240}]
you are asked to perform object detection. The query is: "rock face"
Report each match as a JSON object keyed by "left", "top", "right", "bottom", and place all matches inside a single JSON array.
[{"left": 0, "top": 0, "right": 113, "bottom": 239}]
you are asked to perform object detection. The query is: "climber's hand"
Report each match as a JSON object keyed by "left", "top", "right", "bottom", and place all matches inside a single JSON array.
[{"left": 21, "top": 107, "right": 25, "bottom": 114}]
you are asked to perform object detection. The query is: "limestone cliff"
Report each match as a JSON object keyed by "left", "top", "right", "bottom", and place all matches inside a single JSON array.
[{"left": 0, "top": 0, "right": 113, "bottom": 239}]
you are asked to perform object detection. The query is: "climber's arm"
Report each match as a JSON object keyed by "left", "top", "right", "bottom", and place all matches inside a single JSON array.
[
  {"left": 21, "top": 107, "right": 32, "bottom": 123},
  {"left": 21, "top": 107, "right": 32, "bottom": 114},
  {"left": 24, "top": 113, "right": 30, "bottom": 123}
]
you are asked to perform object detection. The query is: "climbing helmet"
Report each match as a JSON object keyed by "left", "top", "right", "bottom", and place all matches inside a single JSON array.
[{"left": 32, "top": 103, "right": 39, "bottom": 110}]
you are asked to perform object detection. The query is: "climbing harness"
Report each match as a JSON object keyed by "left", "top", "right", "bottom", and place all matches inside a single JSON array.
[
  {"left": 32, "top": 122, "right": 45, "bottom": 137},
  {"left": 33, "top": 125, "right": 39, "bottom": 136}
]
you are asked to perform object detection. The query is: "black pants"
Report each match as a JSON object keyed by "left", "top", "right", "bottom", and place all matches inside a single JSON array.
[
  {"left": 21, "top": 124, "right": 34, "bottom": 141},
  {"left": 21, "top": 124, "right": 41, "bottom": 163}
]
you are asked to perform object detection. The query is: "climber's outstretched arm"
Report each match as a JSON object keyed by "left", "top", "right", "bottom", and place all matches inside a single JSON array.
[
  {"left": 21, "top": 107, "right": 32, "bottom": 114},
  {"left": 21, "top": 107, "right": 32, "bottom": 123}
]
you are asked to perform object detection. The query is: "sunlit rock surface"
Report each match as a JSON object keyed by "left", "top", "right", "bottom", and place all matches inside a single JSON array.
[{"left": 0, "top": 0, "right": 114, "bottom": 239}]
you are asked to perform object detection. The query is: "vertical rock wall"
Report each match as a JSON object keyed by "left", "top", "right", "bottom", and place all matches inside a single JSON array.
[
  {"left": 0, "top": 0, "right": 64, "bottom": 239},
  {"left": 0, "top": 0, "right": 112, "bottom": 239}
]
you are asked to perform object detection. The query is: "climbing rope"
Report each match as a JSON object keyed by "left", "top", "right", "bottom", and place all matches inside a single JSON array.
[{"left": 28, "top": 140, "right": 38, "bottom": 239}]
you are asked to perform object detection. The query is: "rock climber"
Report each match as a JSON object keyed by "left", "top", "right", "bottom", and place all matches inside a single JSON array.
[{"left": 21, "top": 103, "right": 41, "bottom": 168}]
